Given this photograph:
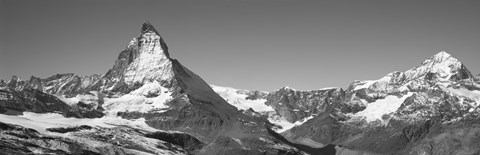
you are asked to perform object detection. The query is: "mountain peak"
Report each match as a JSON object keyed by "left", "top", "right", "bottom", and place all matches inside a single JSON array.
[
  {"left": 403, "top": 51, "right": 473, "bottom": 82},
  {"left": 101, "top": 22, "right": 173, "bottom": 88},
  {"left": 431, "top": 51, "right": 453, "bottom": 62},
  {"left": 141, "top": 21, "right": 159, "bottom": 35},
  {"left": 138, "top": 22, "right": 169, "bottom": 57},
  {"left": 422, "top": 51, "right": 461, "bottom": 68}
]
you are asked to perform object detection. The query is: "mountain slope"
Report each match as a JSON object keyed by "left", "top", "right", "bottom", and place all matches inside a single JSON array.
[
  {"left": 0, "top": 22, "right": 303, "bottom": 155},
  {"left": 2, "top": 21, "right": 479, "bottom": 155},
  {"left": 282, "top": 51, "right": 480, "bottom": 154},
  {"left": 211, "top": 85, "right": 345, "bottom": 133}
]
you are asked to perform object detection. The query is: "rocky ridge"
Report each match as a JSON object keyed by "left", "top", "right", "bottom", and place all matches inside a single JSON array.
[
  {"left": 209, "top": 51, "right": 480, "bottom": 154},
  {"left": 0, "top": 22, "right": 304, "bottom": 155},
  {"left": 211, "top": 85, "right": 345, "bottom": 133},
  {"left": 281, "top": 52, "right": 480, "bottom": 154}
]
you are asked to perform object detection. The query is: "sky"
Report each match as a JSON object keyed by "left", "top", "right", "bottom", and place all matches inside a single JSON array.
[{"left": 1, "top": 0, "right": 480, "bottom": 91}]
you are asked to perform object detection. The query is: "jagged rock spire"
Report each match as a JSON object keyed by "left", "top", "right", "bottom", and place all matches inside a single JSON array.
[
  {"left": 137, "top": 21, "right": 169, "bottom": 57},
  {"left": 141, "top": 21, "right": 160, "bottom": 35}
]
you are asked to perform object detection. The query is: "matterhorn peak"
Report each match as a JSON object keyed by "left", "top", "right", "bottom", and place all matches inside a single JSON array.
[
  {"left": 141, "top": 21, "right": 160, "bottom": 35},
  {"left": 102, "top": 22, "right": 175, "bottom": 89},
  {"left": 134, "top": 21, "right": 169, "bottom": 56}
]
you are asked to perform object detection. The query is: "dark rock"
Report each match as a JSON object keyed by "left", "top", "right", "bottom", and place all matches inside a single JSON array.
[
  {"left": 145, "top": 131, "right": 205, "bottom": 152},
  {"left": 46, "top": 125, "right": 93, "bottom": 133},
  {"left": 265, "top": 87, "right": 344, "bottom": 123},
  {"left": 0, "top": 88, "right": 103, "bottom": 118}
]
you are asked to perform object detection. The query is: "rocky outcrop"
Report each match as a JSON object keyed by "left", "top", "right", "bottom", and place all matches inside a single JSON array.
[
  {"left": 145, "top": 131, "right": 205, "bottom": 153},
  {"left": 406, "top": 119, "right": 480, "bottom": 155},
  {"left": 2, "top": 74, "right": 102, "bottom": 97},
  {"left": 0, "top": 88, "right": 103, "bottom": 118},
  {"left": 265, "top": 87, "right": 344, "bottom": 123},
  {"left": 46, "top": 125, "right": 93, "bottom": 133}
]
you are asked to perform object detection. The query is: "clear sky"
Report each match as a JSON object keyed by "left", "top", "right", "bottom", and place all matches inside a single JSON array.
[{"left": 1, "top": 0, "right": 479, "bottom": 91}]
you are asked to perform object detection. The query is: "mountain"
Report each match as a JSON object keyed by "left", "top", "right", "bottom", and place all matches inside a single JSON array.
[
  {"left": 211, "top": 85, "right": 344, "bottom": 133},
  {"left": 2, "top": 21, "right": 480, "bottom": 155},
  {"left": 0, "top": 22, "right": 304, "bottom": 155},
  {"left": 211, "top": 51, "right": 480, "bottom": 154},
  {"left": 281, "top": 51, "right": 480, "bottom": 154}
]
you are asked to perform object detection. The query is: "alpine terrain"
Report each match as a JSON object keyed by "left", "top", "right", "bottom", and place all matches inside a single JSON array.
[
  {"left": 1, "top": 22, "right": 480, "bottom": 155},
  {"left": 0, "top": 22, "right": 306, "bottom": 155}
]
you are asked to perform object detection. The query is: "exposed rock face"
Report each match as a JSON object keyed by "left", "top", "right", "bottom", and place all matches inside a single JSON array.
[
  {"left": 265, "top": 87, "right": 344, "bottom": 123},
  {"left": 406, "top": 119, "right": 480, "bottom": 155},
  {"left": 0, "top": 80, "right": 6, "bottom": 87},
  {"left": 98, "top": 22, "right": 174, "bottom": 94},
  {"left": 283, "top": 51, "right": 480, "bottom": 154},
  {"left": 46, "top": 125, "right": 93, "bottom": 133},
  {"left": 212, "top": 85, "right": 345, "bottom": 133},
  {"left": 145, "top": 131, "right": 205, "bottom": 153},
  {"left": 0, "top": 88, "right": 103, "bottom": 118},
  {"left": 1, "top": 74, "right": 102, "bottom": 97}
]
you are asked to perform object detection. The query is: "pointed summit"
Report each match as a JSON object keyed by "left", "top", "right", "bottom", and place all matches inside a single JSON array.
[
  {"left": 403, "top": 51, "right": 473, "bottom": 82},
  {"left": 138, "top": 21, "right": 169, "bottom": 57},
  {"left": 141, "top": 21, "right": 160, "bottom": 35},
  {"left": 431, "top": 51, "right": 452, "bottom": 61},
  {"left": 421, "top": 51, "right": 461, "bottom": 69},
  {"left": 102, "top": 22, "right": 173, "bottom": 89},
  {"left": 351, "top": 51, "right": 474, "bottom": 91}
]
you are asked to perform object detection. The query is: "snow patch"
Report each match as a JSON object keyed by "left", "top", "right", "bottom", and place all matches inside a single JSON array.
[
  {"left": 211, "top": 85, "right": 273, "bottom": 112},
  {"left": 353, "top": 80, "right": 376, "bottom": 90},
  {"left": 294, "top": 116, "right": 315, "bottom": 126},
  {"left": 269, "top": 115, "right": 315, "bottom": 133},
  {"left": 319, "top": 87, "right": 339, "bottom": 90},
  {"left": 55, "top": 91, "right": 104, "bottom": 107},
  {"left": 447, "top": 88, "right": 480, "bottom": 107},
  {"left": 0, "top": 112, "right": 162, "bottom": 135},
  {"left": 55, "top": 95, "right": 80, "bottom": 105},
  {"left": 103, "top": 81, "right": 172, "bottom": 115},
  {"left": 231, "top": 137, "right": 242, "bottom": 145},
  {"left": 354, "top": 92, "right": 414, "bottom": 122}
]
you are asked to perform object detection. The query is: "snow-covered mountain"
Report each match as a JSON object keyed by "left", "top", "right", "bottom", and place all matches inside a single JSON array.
[
  {"left": 210, "top": 51, "right": 480, "bottom": 154},
  {"left": 0, "top": 22, "right": 306, "bottom": 155},
  {"left": 282, "top": 51, "right": 480, "bottom": 155},
  {"left": 1, "top": 21, "right": 480, "bottom": 155},
  {"left": 211, "top": 85, "right": 344, "bottom": 133}
]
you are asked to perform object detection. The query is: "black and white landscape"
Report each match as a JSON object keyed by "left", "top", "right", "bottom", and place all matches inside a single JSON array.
[
  {"left": 2, "top": 1, "right": 480, "bottom": 155},
  {"left": 1, "top": 21, "right": 480, "bottom": 155}
]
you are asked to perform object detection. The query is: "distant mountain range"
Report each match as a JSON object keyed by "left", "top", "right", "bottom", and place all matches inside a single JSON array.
[{"left": 1, "top": 22, "right": 479, "bottom": 155}]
